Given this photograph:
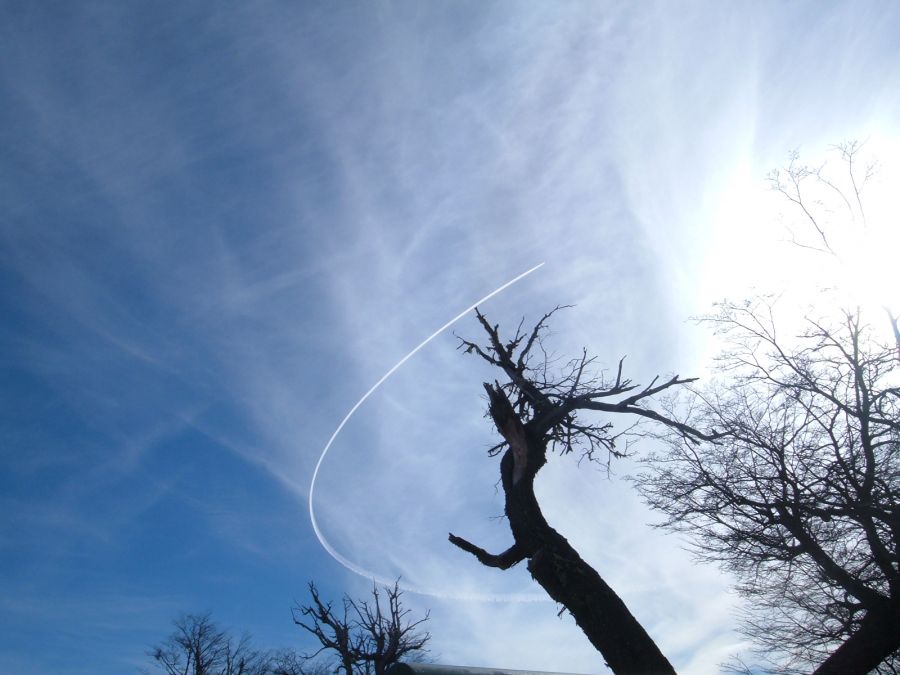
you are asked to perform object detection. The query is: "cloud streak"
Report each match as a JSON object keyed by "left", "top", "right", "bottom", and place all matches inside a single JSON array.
[
  {"left": 309, "top": 262, "right": 546, "bottom": 599},
  {"left": 3, "top": 2, "right": 900, "bottom": 673}
]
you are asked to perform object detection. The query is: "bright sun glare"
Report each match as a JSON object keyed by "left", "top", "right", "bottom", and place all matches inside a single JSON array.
[
  {"left": 708, "top": 133, "right": 899, "bottom": 325},
  {"left": 834, "top": 154, "right": 900, "bottom": 314}
]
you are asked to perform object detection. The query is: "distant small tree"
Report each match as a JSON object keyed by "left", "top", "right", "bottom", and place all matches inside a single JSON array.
[
  {"left": 148, "top": 613, "right": 272, "bottom": 675},
  {"left": 292, "top": 581, "right": 430, "bottom": 675},
  {"left": 269, "top": 648, "right": 332, "bottom": 675}
]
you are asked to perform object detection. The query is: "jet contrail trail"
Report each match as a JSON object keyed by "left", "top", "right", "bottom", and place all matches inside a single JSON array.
[{"left": 309, "top": 262, "right": 547, "bottom": 602}]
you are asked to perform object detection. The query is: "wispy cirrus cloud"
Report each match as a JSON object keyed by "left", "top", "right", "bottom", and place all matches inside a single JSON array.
[{"left": 2, "top": 2, "right": 900, "bottom": 673}]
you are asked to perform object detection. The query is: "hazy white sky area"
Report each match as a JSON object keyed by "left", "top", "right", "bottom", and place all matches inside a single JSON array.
[{"left": 1, "top": 2, "right": 899, "bottom": 674}]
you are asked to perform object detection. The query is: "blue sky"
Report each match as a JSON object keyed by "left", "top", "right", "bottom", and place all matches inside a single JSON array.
[{"left": 2, "top": 2, "right": 899, "bottom": 673}]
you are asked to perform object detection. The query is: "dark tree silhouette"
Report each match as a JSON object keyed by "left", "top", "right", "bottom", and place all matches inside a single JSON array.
[
  {"left": 293, "top": 581, "right": 430, "bottom": 675},
  {"left": 449, "top": 308, "right": 711, "bottom": 675},
  {"left": 639, "top": 142, "right": 900, "bottom": 675},
  {"left": 269, "top": 648, "right": 332, "bottom": 675},
  {"left": 448, "top": 142, "right": 898, "bottom": 674},
  {"left": 149, "top": 613, "right": 272, "bottom": 675},
  {"left": 639, "top": 300, "right": 900, "bottom": 675}
]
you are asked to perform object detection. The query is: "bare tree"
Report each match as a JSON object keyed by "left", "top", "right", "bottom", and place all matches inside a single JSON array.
[
  {"left": 293, "top": 581, "right": 430, "bottom": 675},
  {"left": 636, "top": 142, "right": 899, "bottom": 674},
  {"left": 149, "top": 613, "right": 272, "bottom": 675},
  {"left": 449, "top": 308, "right": 711, "bottom": 675},
  {"left": 638, "top": 299, "right": 900, "bottom": 674},
  {"left": 269, "top": 649, "right": 333, "bottom": 675}
]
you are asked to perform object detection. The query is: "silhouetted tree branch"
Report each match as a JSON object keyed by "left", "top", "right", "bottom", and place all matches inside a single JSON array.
[
  {"left": 450, "top": 306, "right": 710, "bottom": 675},
  {"left": 639, "top": 300, "right": 900, "bottom": 675},
  {"left": 768, "top": 140, "right": 876, "bottom": 256},
  {"left": 639, "top": 141, "right": 898, "bottom": 674}
]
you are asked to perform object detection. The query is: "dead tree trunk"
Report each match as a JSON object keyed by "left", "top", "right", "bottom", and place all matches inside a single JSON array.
[
  {"left": 451, "top": 382, "right": 677, "bottom": 675},
  {"left": 449, "top": 309, "right": 711, "bottom": 673}
]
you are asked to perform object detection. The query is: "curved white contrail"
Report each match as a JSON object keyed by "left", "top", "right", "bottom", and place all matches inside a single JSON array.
[{"left": 309, "top": 263, "right": 548, "bottom": 602}]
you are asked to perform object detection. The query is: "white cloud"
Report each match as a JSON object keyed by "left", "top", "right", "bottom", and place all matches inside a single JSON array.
[{"left": 4, "top": 2, "right": 900, "bottom": 672}]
